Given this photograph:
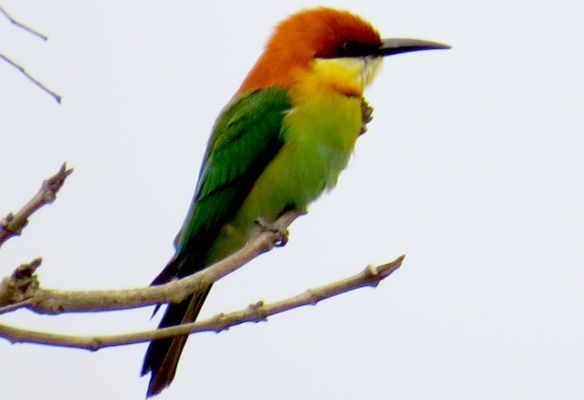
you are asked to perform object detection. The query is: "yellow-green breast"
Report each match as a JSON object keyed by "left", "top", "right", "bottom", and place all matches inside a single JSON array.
[{"left": 206, "top": 84, "right": 364, "bottom": 263}]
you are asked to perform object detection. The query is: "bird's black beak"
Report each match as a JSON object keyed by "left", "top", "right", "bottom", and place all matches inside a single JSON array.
[{"left": 376, "top": 38, "right": 451, "bottom": 57}]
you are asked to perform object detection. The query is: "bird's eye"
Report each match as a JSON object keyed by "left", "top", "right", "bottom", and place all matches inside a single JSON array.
[
  {"left": 337, "top": 40, "right": 380, "bottom": 58},
  {"left": 339, "top": 40, "right": 363, "bottom": 57}
]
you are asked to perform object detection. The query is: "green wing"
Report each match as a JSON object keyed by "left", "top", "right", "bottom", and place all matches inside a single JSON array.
[{"left": 154, "top": 87, "right": 291, "bottom": 283}]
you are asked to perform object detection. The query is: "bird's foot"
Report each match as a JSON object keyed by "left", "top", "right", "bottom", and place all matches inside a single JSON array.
[{"left": 255, "top": 217, "right": 289, "bottom": 247}]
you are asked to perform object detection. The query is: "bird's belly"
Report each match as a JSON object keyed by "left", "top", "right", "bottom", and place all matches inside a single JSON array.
[{"left": 207, "top": 95, "right": 363, "bottom": 262}]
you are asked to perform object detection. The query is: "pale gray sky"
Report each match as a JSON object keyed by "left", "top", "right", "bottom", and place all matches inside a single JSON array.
[{"left": 1, "top": 0, "right": 583, "bottom": 399}]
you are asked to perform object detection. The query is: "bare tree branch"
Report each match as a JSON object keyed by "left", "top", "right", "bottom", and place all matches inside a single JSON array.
[
  {"left": 0, "top": 162, "right": 403, "bottom": 355},
  {"left": 0, "top": 211, "right": 301, "bottom": 314},
  {"left": 0, "top": 255, "right": 404, "bottom": 350},
  {"left": 0, "top": 163, "right": 72, "bottom": 248},
  {"left": 0, "top": 4, "right": 48, "bottom": 41},
  {"left": 0, "top": 53, "right": 62, "bottom": 103},
  {"left": 0, "top": 5, "right": 61, "bottom": 102}
]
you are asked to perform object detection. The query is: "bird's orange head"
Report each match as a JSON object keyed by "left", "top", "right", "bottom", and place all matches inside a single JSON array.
[{"left": 238, "top": 7, "right": 449, "bottom": 95}]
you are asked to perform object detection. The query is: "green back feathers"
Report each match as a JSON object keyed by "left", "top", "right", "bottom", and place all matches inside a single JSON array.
[{"left": 173, "top": 88, "right": 292, "bottom": 277}]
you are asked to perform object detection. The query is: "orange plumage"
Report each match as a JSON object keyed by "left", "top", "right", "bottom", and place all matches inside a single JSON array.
[{"left": 238, "top": 8, "right": 382, "bottom": 94}]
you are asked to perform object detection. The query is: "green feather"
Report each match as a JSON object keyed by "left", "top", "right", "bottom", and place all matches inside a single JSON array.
[
  {"left": 142, "top": 87, "right": 292, "bottom": 396},
  {"left": 172, "top": 87, "right": 292, "bottom": 277}
]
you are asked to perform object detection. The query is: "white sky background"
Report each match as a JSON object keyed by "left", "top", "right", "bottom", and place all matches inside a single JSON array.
[{"left": 1, "top": 0, "right": 583, "bottom": 398}]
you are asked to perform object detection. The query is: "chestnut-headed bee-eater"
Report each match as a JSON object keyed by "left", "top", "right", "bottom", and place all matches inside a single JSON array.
[{"left": 142, "top": 7, "right": 449, "bottom": 396}]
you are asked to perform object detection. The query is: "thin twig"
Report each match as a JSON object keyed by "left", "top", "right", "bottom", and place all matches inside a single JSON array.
[
  {"left": 0, "top": 299, "right": 32, "bottom": 315},
  {"left": 0, "top": 211, "right": 301, "bottom": 314},
  {"left": 0, "top": 255, "right": 404, "bottom": 349},
  {"left": 0, "top": 163, "right": 72, "bottom": 248},
  {"left": 0, "top": 5, "right": 61, "bottom": 102},
  {"left": 0, "top": 4, "right": 48, "bottom": 40},
  {"left": 0, "top": 53, "right": 62, "bottom": 103}
]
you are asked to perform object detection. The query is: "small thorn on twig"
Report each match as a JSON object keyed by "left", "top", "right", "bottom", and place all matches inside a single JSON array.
[
  {"left": 248, "top": 300, "right": 267, "bottom": 322},
  {"left": 305, "top": 289, "right": 319, "bottom": 305},
  {"left": 248, "top": 300, "right": 264, "bottom": 310},
  {"left": 367, "top": 264, "right": 379, "bottom": 276},
  {"left": 0, "top": 213, "right": 19, "bottom": 234},
  {"left": 88, "top": 339, "right": 102, "bottom": 352},
  {"left": 214, "top": 313, "right": 230, "bottom": 333}
]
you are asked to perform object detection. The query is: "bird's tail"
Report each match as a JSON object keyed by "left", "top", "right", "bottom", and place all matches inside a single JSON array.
[
  {"left": 141, "top": 284, "right": 212, "bottom": 397},
  {"left": 141, "top": 253, "right": 213, "bottom": 397}
]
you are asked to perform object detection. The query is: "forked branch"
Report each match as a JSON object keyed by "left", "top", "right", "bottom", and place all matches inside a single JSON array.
[
  {"left": 0, "top": 211, "right": 300, "bottom": 314},
  {"left": 0, "top": 255, "right": 404, "bottom": 350}
]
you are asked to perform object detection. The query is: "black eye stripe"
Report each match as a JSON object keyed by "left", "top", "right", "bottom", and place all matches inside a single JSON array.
[{"left": 337, "top": 40, "right": 380, "bottom": 58}]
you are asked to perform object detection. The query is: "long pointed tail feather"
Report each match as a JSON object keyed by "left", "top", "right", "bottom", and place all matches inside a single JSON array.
[{"left": 142, "top": 282, "right": 212, "bottom": 397}]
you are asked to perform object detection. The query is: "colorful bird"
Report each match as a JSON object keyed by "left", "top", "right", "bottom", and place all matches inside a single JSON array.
[{"left": 142, "top": 7, "right": 449, "bottom": 396}]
